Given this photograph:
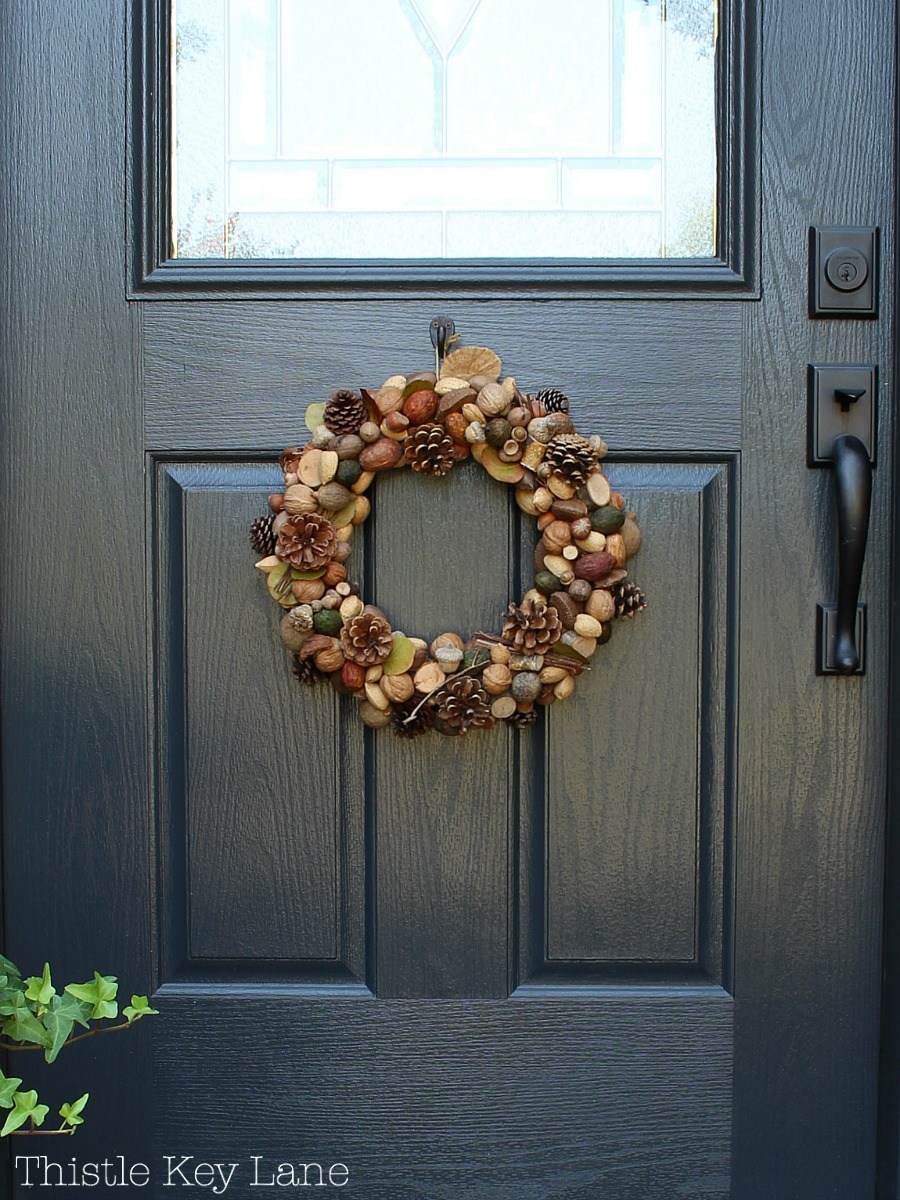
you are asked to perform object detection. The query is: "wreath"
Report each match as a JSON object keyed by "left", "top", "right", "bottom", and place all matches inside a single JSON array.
[{"left": 250, "top": 335, "right": 646, "bottom": 737}]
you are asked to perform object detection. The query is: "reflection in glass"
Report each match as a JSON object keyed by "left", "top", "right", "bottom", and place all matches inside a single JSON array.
[{"left": 172, "top": 0, "right": 718, "bottom": 259}]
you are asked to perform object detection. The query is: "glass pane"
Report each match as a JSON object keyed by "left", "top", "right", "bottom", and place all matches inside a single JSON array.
[{"left": 171, "top": 0, "right": 718, "bottom": 260}]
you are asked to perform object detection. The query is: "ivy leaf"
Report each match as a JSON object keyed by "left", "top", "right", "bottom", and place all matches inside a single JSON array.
[
  {"left": 1, "top": 1090, "right": 49, "bottom": 1137},
  {"left": 0, "top": 1070, "right": 23, "bottom": 1110},
  {"left": 24, "top": 963, "right": 55, "bottom": 1008},
  {"left": 64, "top": 974, "right": 118, "bottom": 1021},
  {"left": 0, "top": 954, "right": 21, "bottom": 980},
  {"left": 42, "top": 993, "right": 91, "bottom": 1063},
  {"left": 59, "top": 1093, "right": 89, "bottom": 1129},
  {"left": 123, "top": 995, "right": 159, "bottom": 1023},
  {"left": 1, "top": 993, "right": 52, "bottom": 1048},
  {"left": 0, "top": 980, "right": 25, "bottom": 1011},
  {"left": 0, "top": 987, "right": 28, "bottom": 1018}
]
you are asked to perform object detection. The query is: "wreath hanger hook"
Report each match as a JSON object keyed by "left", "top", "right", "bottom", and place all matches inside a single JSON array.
[{"left": 429, "top": 316, "right": 457, "bottom": 375}]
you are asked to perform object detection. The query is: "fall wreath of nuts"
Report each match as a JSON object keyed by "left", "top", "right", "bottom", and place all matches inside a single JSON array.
[{"left": 250, "top": 342, "right": 646, "bottom": 737}]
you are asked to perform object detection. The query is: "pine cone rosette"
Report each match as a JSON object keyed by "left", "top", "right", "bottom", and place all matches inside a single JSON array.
[
  {"left": 612, "top": 580, "right": 647, "bottom": 619},
  {"left": 249, "top": 513, "right": 276, "bottom": 556},
  {"left": 502, "top": 596, "right": 563, "bottom": 652},
  {"left": 404, "top": 423, "right": 455, "bottom": 476},
  {"left": 436, "top": 676, "right": 494, "bottom": 735},
  {"left": 324, "top": 389, "right": 367, "bottom": 436},
  {"left": 340, "top": 611, "right": 394, "bottom": 666},
  {"left": 390, "top": 698, "right": 435, "bottom": 739},
  {"left": 275, "top": 512, "right": 338, "bottom": 570},
  {"left": 544, "top": 433, "right": 597, "bottom": 486}
]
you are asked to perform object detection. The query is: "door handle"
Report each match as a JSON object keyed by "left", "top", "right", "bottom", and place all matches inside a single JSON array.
[{"left": 830, "top": 433, "right": 872, "bottom": 673}]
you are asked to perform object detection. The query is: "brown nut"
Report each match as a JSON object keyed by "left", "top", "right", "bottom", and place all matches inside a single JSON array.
[
  {"left": 380, "top": 672, "right": 415, "bottom": 704},
  {"left": 549, "top": 590, "right": 581, "bottom": 629},
  {"left": 445, "top": 412, "right": 470, "bottom": 443},
  {"left": 359, "top": 438, "right": 402, "bottom": 471},
  {"left": 567, "top": 578, "right": 592, "bottom": 602},
  {"left": 316, "top": 481, "right": 354, "bottom": 512},
  {"left": 283, "top": 483, "right": 318, "bottom": 515},
  {"left": 543, "top": 520, "right": 573, "bottom": 554},
  {"left": 621, "top": 516, "right": 642, "bottom": 558},
  {"left": 313, "top": 643, "right": 345, "bottom": 673},
  {"left": 342, "top": 660, "right": 367, "bottom": 690},
  {"left": 573, "top": 551, "right": 617, "bottom": 582},
  {"left": 586, "top": 588, "right": 616, "bottom": 623},
  {"left": 383, "top": 411, "right": 410, "bottom": 435},
  {"left": 482, "top": 663, "right": 513, "bottom": 695},
  {"left": 402, "top": 389, "right": 439, "bottom": 425},
  {"left": 605, "top": 533, "right": 627, "bottom": 569},
  {"left": 322, "top": 561, "right": 348, "bottom": 585},
  {"left": 414, "top": 661, "right": 445, "bottom": 694},
  {"left": 430, "top": 631, "right": 465, "bottom": 656},
  {"left": 290, "top": 578, "right": 327, "bottom": 603},
  {"left": 334, "top": 434, "right": 365, "bottom": 460}
]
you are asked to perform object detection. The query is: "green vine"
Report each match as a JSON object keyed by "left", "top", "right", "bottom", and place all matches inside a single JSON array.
[{"left": 0, "top": 954, "right": 157, "bottom": 1136}]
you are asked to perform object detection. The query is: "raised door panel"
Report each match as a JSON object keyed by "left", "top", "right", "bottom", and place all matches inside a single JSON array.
[{"left": 154, "top": 462, "right": 367, "bottom": 984}]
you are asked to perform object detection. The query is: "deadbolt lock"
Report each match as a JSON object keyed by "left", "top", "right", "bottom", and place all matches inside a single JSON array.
[{"left": 810, "top": 226, "right": 879, "bottom": 317}]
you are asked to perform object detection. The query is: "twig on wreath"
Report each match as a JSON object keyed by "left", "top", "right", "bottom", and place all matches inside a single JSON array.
[
  {"left": 400, "top": 659, "right": 488, "bottom": 725},
  {"left": 470, "top": 632, "right": 589, "bottom": 675}
]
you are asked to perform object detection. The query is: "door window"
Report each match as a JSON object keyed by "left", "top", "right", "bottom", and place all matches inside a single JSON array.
[{"left": 171, "top": 0, "right": 718, "bottom": 260}]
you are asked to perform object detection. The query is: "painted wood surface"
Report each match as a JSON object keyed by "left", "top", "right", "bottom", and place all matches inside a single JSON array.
[
  {"left": 154, "top": 992, "right": 733, "bottom": 1200},
  {"left": 0, "top": 0, "right": 896, "bottom": 1194},
  {"left": 733, "top": 2, "right": 895, "bottom": 1196},
  {"left": 141, "top": 302, "right": 743, "bottom": 453},
  {"left": 0, "top": 0, "right": 152, "bottom": 1189}
]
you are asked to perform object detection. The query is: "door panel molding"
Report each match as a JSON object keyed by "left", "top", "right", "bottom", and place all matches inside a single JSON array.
[
  {"left": 517, "top": 459, "right": 736, "bottom": 990},
  {"left": 152, "top": 460, "right": 370, "bottom": 989}
]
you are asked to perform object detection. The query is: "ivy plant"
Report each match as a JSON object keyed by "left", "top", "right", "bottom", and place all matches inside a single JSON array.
[{"left": 0, "top": 953, "right": 157, "bottom": 1137}]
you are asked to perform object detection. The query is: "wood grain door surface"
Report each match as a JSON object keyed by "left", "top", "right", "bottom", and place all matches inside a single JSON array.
[{"left": 0, "top": 2, "right": 895, "bottom": 1198}]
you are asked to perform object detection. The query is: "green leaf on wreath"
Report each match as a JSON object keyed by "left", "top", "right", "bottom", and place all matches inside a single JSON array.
[
  {"left": 64, "top": 973, "right": 118, "bottom": 1022},
  {"left": 123, "top": 995, "right": 159, "bottom": 1023},
  {"left": 304, "top": 401, "right": 327, "bottom": 432},
  {"left": 1, "top": 1091, "right": 49, "bottom": 1137},
  {"left": 0, "top": 1070, "right": 23, "bottom": 1110},
  {"left": 60, "top": 1093, "right": 89, "bottom": 1129},
  {"left": 24, "top": 962, "right": 55, "bottom": 1008}
]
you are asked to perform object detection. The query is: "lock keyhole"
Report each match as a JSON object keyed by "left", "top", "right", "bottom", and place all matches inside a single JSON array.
[{"left": 825, "top": 246, "right": 869, "bottom": 292}]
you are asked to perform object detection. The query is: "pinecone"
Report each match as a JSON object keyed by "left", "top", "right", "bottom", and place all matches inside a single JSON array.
[
  {"left": 340, "top": 611, "right": 393, "bottom": 666},
  {"left": 250, "top": 513, "right": 276, "bottom": 556},
  {"left": 324, "top": 390, "right": 367, "bottom": 436},
  {"left": 536, "top": 387, "right": 570, "bottom": 414},
  {"left": 505, "top": 708, "right": 537, "bottom": 729},
  {"left": 276, "top": 512, "right": 338, "bottom": 569},
  {"left": 502, "top": 596, "right": 563, "bottom": 652},
  {"left": 390, "top": 698, "right": 435, "bottom": 739},
  {"left": 543, "top": 433, "right": 597, "bottom": 486},
  {"left": 435, "top": 676, "right": 494, "bottom": 735},
  {"left": 291, "top": 654, "right": 324, "bottom": 687},
  {"left": 612, "top": 580, "right": 647, "bottom": 619},
  {"left": 404, "top": 423, "right": 455, "bottom": 476}
]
